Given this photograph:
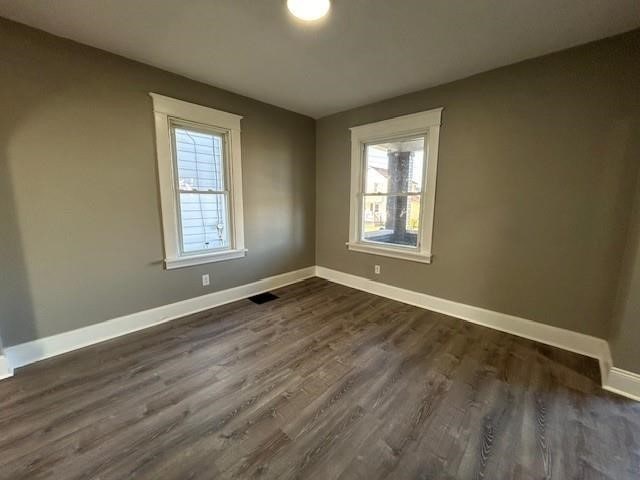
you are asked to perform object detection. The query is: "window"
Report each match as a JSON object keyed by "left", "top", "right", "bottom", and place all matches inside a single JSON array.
[
  {"left": 347, "top": 108, "right": 442, "bottom": 263},
  {"left": 150, "top": 93, "right": 245, "bottom": 269}
]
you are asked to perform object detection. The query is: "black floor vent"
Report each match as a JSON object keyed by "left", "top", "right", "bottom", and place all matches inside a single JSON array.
[{"left": 248, "top": 292, "right": 279, "bottom": 304}]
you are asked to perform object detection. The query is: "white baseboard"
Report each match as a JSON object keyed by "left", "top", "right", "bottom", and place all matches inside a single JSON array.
[
  {"left": 0, "top": 355, "right": 12, "bottom": 380},
  {"left": 602, "top": 367, "right": 640, "bottom": 402},
  {"left": 4, "top": 266, "right": 315, "bottom": 372},
  {"left": 315, "top": 266, "right": 638, "bottom": 402},
  {"left": 315, "top": 266, "right": 607, "bottom": 359},
  {"left": 3, "top": 264, "right": 638, "bottom": 403}
]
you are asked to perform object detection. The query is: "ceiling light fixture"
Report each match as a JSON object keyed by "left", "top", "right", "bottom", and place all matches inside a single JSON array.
[{"left": 287, "top": 0, "right": 330, "bottom": 21}]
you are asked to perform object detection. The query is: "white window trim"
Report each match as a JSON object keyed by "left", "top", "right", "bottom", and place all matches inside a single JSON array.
[
  {"left": 347, "top": 108, "right": 443, "bottom": 264},
  {"left": 150, "top": 93, "right": 246, "bottom": 269}
]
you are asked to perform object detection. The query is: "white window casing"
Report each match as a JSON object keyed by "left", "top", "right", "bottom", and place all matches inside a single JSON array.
[
  {"left": 347, "top": 108, "right": 443, "bottom": 263},
  {"left": 150, "top": 93, "right": 246, "bottom": 269}
]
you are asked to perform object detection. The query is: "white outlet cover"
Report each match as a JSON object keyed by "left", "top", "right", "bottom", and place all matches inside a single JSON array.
[{"left": 202, "top": 274, "right": 210, "bottom": 286}]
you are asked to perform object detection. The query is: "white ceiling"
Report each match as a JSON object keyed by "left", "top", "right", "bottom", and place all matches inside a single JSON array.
[{"left": 1, "top": 0, "right": 639, "bottom": 118}]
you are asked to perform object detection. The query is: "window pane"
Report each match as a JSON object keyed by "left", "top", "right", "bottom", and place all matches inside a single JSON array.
[
  {"left": 174, "top": 127, "right": 225, "bottom": 191},
  {"left": 179, "top": 193, "right": 229, "bottom": 252},
  {"left": 362, "top": 194, "right": 421, "bottom": 247},
  {"left": 364, "top": 136, "right": 424, "bottom": 193}
]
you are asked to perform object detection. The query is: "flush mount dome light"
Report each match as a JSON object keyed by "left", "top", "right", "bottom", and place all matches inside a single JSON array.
[{"left": 287, "top": 0, "right": 330, "bottom": 21}]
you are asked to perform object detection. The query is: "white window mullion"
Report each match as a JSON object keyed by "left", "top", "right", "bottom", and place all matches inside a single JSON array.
[
  {"left": 360, "top": 192, "right": 424, "bottom": 196},
  {"left": 178, "top": 190, "right": 228, "bottom": 195}
]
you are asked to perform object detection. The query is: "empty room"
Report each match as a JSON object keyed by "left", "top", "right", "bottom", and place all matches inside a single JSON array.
[{"left": 1, "top": 1, "right": 639, "bottom": 478}]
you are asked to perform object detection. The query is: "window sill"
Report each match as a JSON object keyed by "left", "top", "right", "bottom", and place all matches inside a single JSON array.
[
  {"left": 346, "top": 242, "right": 432, "bottom": 264},
  {"left": 165, "top": 249, "right": 247, "bottom": 270}
]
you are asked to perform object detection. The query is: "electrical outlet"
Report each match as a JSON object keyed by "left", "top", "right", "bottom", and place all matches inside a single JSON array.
[
  {"left": 202, "top": 274, "right": 210, "bottom": 287},
  {"left": 374, "top": 265, "right": 381, "bottom": 275}
]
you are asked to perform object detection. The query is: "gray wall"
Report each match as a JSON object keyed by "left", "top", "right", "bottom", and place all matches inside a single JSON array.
[
  {"left": 316, "top": 30, "right": 640, "bottom": 339},
  {"left": 610, "top": 169, "right": 640, "bottom": 372},
  {"left": 0, "top": 19, "right": 316, "bottom": 346},
  {"left": 2, "top": 16, "right": 639, "bottom": 370}
]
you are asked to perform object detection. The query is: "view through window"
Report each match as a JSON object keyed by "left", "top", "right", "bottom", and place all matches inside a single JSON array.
[
  {"left": 362, "top": 136, "right": 425, "bottom": 247},
  {"left": 173, "top": 126, "right": 229, "bottom": 253}
]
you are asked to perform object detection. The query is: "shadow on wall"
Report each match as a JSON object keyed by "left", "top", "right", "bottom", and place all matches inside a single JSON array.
[
  {"left": 0, "top": 149, "right": 38, "bottom": 355},
  {"left": 608, "top": 165, "right": 640, "bottom": 372},
  {"left": 0, "top": 78, "right": 134, "bottom": 361}
]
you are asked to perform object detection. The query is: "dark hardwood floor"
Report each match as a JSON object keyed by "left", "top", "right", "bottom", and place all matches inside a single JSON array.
[{"left": 0, "top": 278, "right": 638, "bottom": 479}]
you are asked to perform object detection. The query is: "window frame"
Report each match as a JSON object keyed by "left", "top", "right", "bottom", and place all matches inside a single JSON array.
[
  {"left": 347, "top": 108, "right": 443, "bottom": 264},
  {"left": 150, "top": 93, "right": 246, "bottom": 269}
]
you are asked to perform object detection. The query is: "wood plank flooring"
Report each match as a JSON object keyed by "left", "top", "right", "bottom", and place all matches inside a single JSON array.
[{"left": 0, "top": 278, "right": 639, "bottom": 479}]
